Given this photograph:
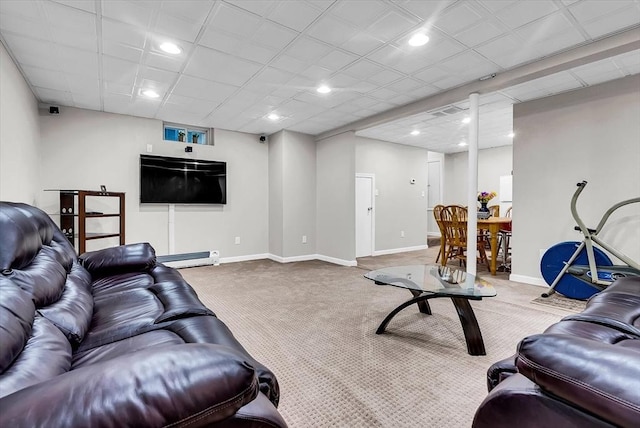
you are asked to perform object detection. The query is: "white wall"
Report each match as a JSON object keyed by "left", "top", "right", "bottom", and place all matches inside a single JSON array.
[
  {"left": 443, "top": 145, "right": 513, "bottom": 211},
  {"left": 0, "top": 43, "right": 40, "bottom": 204},
  {"left": 356, "top": 136, "right": 429, "bottom": 252},
  {"left": 512, "top": 75, "right": 640, "bottom": 283},
  {"left": 316, "top": 132, "right": 356, "bottom": 265},
  {"left": 282, "top": 131, "right": 316, "bottom": 258},
  {"left": 39, "top": 107, "right": 270, "bottom": 258}
]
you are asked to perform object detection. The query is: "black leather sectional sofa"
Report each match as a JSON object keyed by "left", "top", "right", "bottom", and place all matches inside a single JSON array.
[
  {"left": 473, "top": 276, "right": 640, "bottom": 427},
  {"left": 0, "top": 202, "right": 287, "bottom": 427}
]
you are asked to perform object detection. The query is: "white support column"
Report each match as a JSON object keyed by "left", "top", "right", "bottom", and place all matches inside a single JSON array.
[
  {"left": 466, "top": 93, "right": 480, "bottom": 276},
  {"left": 168, "top": 204, "right": 175, "bottom": 255}
]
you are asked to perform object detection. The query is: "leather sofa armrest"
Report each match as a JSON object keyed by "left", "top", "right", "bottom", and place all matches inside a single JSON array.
[
  {"left": 516, "top": 334, "right": 640, "bottom": 428},
  {"left": 486, "top": 354, "right": 517, "bottom": 392},
  {"left": 79, "top": 242, "right": 156, "bottom": 278},
  {"left": 0, "top": 344, "right": 259, "bottom": 428}
]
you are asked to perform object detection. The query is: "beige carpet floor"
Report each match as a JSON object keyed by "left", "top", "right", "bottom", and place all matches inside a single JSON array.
[{"left": 180, "top": 247, "right": 579, "bottom": 428}]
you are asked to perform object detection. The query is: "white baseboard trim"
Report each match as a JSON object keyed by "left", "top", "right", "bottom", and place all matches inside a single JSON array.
[
  {"left": 164, "top": 257, "right": 215, "bottom": 269},
  {"left": 509, "top": 274, "right": 548, "bottom": 287},
  {"left": 315, "top": 254, "right": 358, "bottom": 267},
  {"left": 267, "top": 254, "right": 317, "bottom": 263},
  {"left": 220, "top": 253, "right": 270, "bottom": 264},
  {"left": 373, "top": 245, "right": 429, "bottom": 256}
]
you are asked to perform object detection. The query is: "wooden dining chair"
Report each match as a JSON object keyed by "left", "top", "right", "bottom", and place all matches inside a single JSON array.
[
  {"left": 488, "top": 205, "right": 500, "bottom": 217},
  {"left": 498, "top": 207, "right": 512, "bottom": 272},
  {"left": 433, "top": 204, "right": 446, "bottom": 263},
  {"left": 442, "top": 205, "right": 488, "bottom": 268}
]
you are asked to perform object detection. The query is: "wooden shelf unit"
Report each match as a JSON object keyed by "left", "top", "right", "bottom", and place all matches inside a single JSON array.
[{"left": 57, "top": 190, "right": 125, "bottom": 254}]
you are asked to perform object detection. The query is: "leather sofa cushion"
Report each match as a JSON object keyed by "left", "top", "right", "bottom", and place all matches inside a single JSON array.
[
  {"left": 0, "top": 315, "right": 72, "bottom": 399},
  {"left": 80, "top": 242, "right": 156, "bottom": 278},
  {"left": 0, "top": 282, "right": 34, "bottom": 373},
  {"left": 516, "top": 334, "right": 640, "bottom": 428},
  {"left": 0, "top": 344, "right": 259, "bottom": 427}
]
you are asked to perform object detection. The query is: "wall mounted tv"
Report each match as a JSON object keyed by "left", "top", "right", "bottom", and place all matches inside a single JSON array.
[{"left": 140, "top": 155, "right": 226, "bottom": 204}]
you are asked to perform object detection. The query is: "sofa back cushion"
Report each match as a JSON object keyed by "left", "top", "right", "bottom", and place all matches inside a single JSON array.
[{"left": 0, "top": 202, "right": 93, "bottom": 345}]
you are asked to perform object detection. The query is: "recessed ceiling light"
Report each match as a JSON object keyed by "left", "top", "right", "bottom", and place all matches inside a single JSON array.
[
  {"left": 508, "top": 132, "right": 515, "bottom": 138},
  {"left": 317, "top": 85, "right": 331, "bottom": 94},
  {"left": 408, "top": 33, "right": 429, "bottom": 47},
  {"left": 410, "top": 130, "right": 420, "bottom": 136},
  {"left": 268, "top": 113, "right": 280, "bottom": 121},
  {"left": 462, "top": 117, "right": 471, "bottom": 124},
  {"left": 458, "top": 141, "right": 468, "bottom": 146},
  {"left": 142, "top": 89, "right": 160, "bottom": 98},
  {"left": 160, "top": 42, "right": 181, "bottom": 55}
]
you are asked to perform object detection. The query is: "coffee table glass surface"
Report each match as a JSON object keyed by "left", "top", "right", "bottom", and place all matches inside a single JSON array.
[
  {"left": 364, "top": 265, "right": 496, "bottom": 298},
  {"left": 364, "top": 265, "right": 496, "bottom": 355}
]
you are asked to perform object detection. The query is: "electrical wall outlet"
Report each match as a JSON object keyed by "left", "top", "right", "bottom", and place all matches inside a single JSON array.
[
  {"left": 235, "top": 236, "right": 240, "bottom": 245},
  {"left": 400, "top": 230, "right": 405, "bottom": 238},
  {"left": 146, "top": 144, "right": 153, "bottom": 153},
  {"left": 209, "top": 250, "right": 220, "bottom": 266},
  {"left": 302, "top": 235, "right": 307, "bottom": 244}
]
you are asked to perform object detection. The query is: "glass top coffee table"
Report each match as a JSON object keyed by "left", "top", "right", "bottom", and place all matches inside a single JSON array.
[{"left": 364, "top": 265, "right": 496, "bottom": 356}]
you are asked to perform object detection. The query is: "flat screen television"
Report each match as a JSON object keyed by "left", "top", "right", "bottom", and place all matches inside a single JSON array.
[{"left": 140, "top": 155, "right": 226, "bottom": 204}]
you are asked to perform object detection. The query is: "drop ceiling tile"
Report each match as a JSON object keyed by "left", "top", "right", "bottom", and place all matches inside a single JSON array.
[
  {"left": 439, "top": 50, "right": 499, "bottom": 75},
  {"left": 307, "top": 14, "right": 359, "bottom": 46},
  {"left": 229, "top": 0, "right": 278, "bottom": 17},
  {"left": 252, "top": 66, "right": 296, "bottom": 85},
  {"left": 251, "top": 20, "right": 299, "bottom": 50},
  {"left": 199, "top": 29, "right": 242, "bottom": 52},
  {"left": 102, "top": 19, "right": 146, "bottom": 48},
  {"left": 454, "top": 20, "right": 506, "bottom": 48},
  {"left": 102, "top": 0, "right": 155, "bottom": 28},
  {"left": 435, "top": 2, "right": 484, "bottom": 35},
  {"left": 72, "top": 95, "right": 101, "bottom": 110},
  {"left": 368, "top": 69, "right": 405, "bottom": 85},
  {"left": 105, "top": 82, "right": 133, "bottom": 96},
  {"left": 580, "top": 5, "right": 640, "bottom": 39},
  {"left": 159, "top": 0, "right": 212, "bottom": 22},
  {"left": 0, "top": 0, "right": 43, "bottom": 19},
  {"left": 56, "top": 46, "right": 99, "bottom": 75},
  {"left": 330, "top": 0, "right": 390, "bottom": 28},
  {"left": 140, "top": 67, "right": 178, "bottom": 87},
  {"left": 165, "top": 93, "right": 220, "bottom": 114},
  {"left": 268, "top": 1, "right": 324, "bottom": 32},
  {"left": 2, "top": 33, "right": 59, "bottom": 66},
  {"left": 341, "top": 32, "right": 386, "bottom": 56},
  {"left": 366, "top": 10, "right": 419, "bottom": 43},
  {"left": 184, "top": 46, "right": 263, "bottom": 86},
  {"left": 235, "top": 43, "right": 279, "bottom": 64},
  {"left": 397, "top": 0, "right": 457, "bottom": 20},
  {"left": 208, "top": 2, "right": 262, "bottom": 39},
  {"left": 568, "top": 0, "right": 633, "bottom": 23},
  {"left": 33, "top": 87, "right": 73, "bottom": 104},
  {"left": 145, "top": 52, "right": 185, "bottom": 73},
  {"left": 43, "top": 1, "right": 95, "bottom": 31},
  {"left": 154, "top": 11, "right": 202, "bottom": 43},
  {"left": 495, "top": 1, "right": 559, "bottom": 30},
  {"left": 300, "top": 64, "right": 332, "bottom": 80},
  {"left": 431, "top": 75, "right": 468, "bottom": 90},
  {"left": 103, "top": 40, "right": 144, "bottom": 63},
  {"left": 475, "top": 34, "right": 523, "bottom": 58},
  {"left": 412, "top": 66, "right": 451, "bottom": 84},
  {"left": 50, "top": 25, "right": 97, "bottom": 52},
  {"left": 102, "top": 56, "right": 139, "bottom": 84},
  {"left": 418, "top": 38, "right": 466, "bottom": 68},
  {"left": 172, "top": 75, "right": 238, "bottom": 102},
  {"left": 67, "top": 74, "right": 100, "bottom": 96},
  {"left": 21, "top": 65, "right": 69, "bottom": 91},
  {"left": 384, "top": 77, "right": 423, "bottom": 92},
  {"left": 270, "top": 54, "right": 309, "bottom": 74},
  {"left": 0, "top": 12, "right": 50, "bottom": 41},
  {"left": 284, "top": 36, "right": 333, "bottom": 63},
  {"left": 316, "top": 49, "right": 359, "bottom": 71},
  {"left": 342, "top": 59, "right": 386, "bottom": 79}
]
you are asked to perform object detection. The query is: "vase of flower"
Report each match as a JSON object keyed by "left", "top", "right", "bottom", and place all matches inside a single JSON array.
[{"left": 477, "top": 191, "right": 497, "bottom": 219}]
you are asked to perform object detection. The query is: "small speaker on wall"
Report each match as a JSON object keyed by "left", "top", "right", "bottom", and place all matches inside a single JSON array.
[
  {"left": 185, "top": 146, "right": 193, "bottom": 153},
  {"left": 49, "top": 106, "right": 59, "bottom": 114}
]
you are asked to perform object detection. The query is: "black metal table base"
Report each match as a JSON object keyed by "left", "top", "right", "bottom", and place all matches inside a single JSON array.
[{"left": 375, "top": 290, "right": 486, "bottom": 356}]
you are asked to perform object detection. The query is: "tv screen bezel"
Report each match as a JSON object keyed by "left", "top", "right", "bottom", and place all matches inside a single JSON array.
[{"left": 139, "top": 154, "right": 226, "bottom": 205}]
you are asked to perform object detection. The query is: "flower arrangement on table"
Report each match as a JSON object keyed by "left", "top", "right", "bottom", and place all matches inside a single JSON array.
[{"left": 477, "top": 191, "right": 497, "bottom": 203}]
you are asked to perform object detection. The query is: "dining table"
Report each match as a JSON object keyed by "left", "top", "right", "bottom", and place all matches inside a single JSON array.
[
  {"left": 439, "top": 216, "right": 512, "bottom": 275},
  {"left": 477, "top": 217, "right": 512, "bottom": 275}
]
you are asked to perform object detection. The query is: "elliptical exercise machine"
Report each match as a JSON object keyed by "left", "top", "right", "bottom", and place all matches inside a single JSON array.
[{"left": 540, "top": 181, "right": 640, "bottom": 300}]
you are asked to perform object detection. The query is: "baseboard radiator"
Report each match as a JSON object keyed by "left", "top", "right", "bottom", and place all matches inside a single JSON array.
[{"left": 157, "top": 251, "right": 220, "bottom": 269}]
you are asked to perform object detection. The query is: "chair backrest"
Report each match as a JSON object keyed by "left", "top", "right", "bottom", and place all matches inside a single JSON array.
[
  {"left": 444, "top": 205, "right": 468, "bottom": 246},
  {"left": 433, "top": 205, "right": 446, "bottom": 235},
  {"left": 488, "top": 205, "right": 500, "bottom": 217},
  {"left": 505, "top": 206, "right": 512, "bottom": 217}
]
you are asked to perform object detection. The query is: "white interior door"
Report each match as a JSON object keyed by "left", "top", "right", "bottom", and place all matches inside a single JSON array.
[
  {"left": 356, "top": 174, "right": 374, "bottom": 258},
  {"left": 427, "top": 160, "right": 442, "bottom": 237}
]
